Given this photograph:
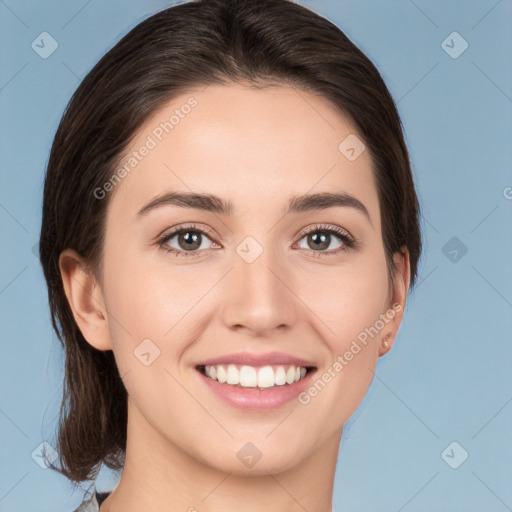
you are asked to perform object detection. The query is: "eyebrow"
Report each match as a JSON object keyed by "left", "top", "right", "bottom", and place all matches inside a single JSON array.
[{"left": 137, "top": 191, "right": 371, "bottom": 223}]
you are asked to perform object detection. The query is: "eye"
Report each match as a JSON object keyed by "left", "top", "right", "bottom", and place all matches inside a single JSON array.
[
  {"left": 294, "top": 224, "right": 356, "bottom": 256},
  {"left": 157, "top": 223, "right": 356, "bottom": 259},
  {"left": 158, "top": 224, "right": 219, "bottom": 258}
]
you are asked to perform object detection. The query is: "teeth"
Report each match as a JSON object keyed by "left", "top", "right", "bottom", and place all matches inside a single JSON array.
[
  {"left": 217, "top": 365, "right": 227, "bottom": 383},
  {"left": 226, "top": 364, "right": 240, "bottom": 385},
  {"left": 275, "top": 366, "right": 286, "bottom": 385},
  {"left": 240, "top": 365, "right": 257, "bottom": 387},
  {"left": 258, "top": 366, "right": 275, "bottom": 388},
  {"left": 202, "top": 364, "right": 309, "bottom": 388}
]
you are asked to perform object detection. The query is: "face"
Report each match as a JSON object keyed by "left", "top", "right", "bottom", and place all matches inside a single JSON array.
[{"left": 63, "top": 83, "right": 409, "bottom": 476}]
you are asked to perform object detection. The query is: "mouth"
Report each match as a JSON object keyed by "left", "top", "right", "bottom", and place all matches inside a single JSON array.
[
  {"left": 196, "top": 363, "right": 317, "bottom": 390},
  {"left": 194, "top": 351, "right": 318, "bottom": 410}
]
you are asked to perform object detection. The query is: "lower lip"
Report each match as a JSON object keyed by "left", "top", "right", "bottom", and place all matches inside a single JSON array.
[{"left": 197, "top": 369, "right": 315, "bottom": 410}]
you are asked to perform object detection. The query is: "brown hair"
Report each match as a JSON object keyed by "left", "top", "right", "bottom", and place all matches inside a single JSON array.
[{"left": 39, "top": 0, "right": 421, "bottom": 483}]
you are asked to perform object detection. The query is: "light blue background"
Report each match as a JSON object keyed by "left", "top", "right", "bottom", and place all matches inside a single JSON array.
[{"left": 1, "top": 1, "right": 511, "bottom": 511}]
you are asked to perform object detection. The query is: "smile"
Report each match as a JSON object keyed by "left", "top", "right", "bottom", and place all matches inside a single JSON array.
[
  {"left": 195, "top": 351, "right": 318, "bottom": 410},
  {"left": 198, "top": 364, "right": 312, "bottom": 389}
]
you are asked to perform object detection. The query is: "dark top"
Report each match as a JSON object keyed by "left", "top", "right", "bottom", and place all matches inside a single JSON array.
[{"left": 72, "top": 487, "right": 112, "bottom": 512}]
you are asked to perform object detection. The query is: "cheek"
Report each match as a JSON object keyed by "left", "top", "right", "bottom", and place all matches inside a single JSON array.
[
  {"left": 309, "top": 254, "right": 390, "bottom": 350},
  {"left": 302, "top": 248, "right": 389, "bottom": 410},
  {"left": 100, "top": 242, "right": 170, "bottom": 349},
  {"left": 103, "top": 261, "right": 193, "bottom": 339},
  {"left": 100, "top": 256, "right": 201, "bottom": 416},
  {"left": 298, "top": 273, "right": 387, "bottom": 432}
]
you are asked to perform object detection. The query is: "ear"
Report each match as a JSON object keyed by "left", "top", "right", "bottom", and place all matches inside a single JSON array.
[
  {"left": 378, "top": 246, "right": 411, "bottom": 356},
  {"left": 59, "top": 248, "right": 113, "bottom": 351}
]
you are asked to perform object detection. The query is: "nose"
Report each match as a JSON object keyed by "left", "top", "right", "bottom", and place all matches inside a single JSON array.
[{"left": 220, "top": 243, "right": 297, "bottom": 336}]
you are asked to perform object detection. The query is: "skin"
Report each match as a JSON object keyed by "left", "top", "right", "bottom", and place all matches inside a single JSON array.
[{"left": 59, "top": 83, "right": 410, "bottom": 512}]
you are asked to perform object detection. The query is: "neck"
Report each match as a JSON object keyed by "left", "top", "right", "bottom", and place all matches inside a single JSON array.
[{"left": 101, "top": 400, "right": 340, "bottom": 512}]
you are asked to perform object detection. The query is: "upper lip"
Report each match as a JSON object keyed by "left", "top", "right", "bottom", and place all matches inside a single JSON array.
[{"left": 197, "top": 351, "right": 317, "bottom": 368}]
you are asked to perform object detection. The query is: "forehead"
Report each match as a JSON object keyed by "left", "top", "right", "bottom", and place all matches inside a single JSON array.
[{"left": 107, "top": 83, "right": 380, "bottom": 222}]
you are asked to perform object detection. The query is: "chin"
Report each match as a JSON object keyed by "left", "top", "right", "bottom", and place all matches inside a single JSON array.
[
  {"left": 197, "top": 435, "right": 309, "bottom": 476},
  {"left": 217, "top": 453, "right": 304, "bottom": 477}
]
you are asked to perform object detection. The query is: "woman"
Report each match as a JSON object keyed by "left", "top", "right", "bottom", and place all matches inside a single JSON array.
[{"left": 38, "top": 0, "right": 421, "bottom": 510}]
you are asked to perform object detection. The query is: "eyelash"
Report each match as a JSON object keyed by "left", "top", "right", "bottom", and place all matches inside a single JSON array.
[{"left": 157, "top": 223, "right": 356, "bottom": 258}]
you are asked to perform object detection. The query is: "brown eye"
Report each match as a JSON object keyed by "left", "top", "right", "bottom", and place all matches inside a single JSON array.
[
  {"left": 159, "top": 224, "right": 219, "bottom": 258},
  {"left": 175, "top": 230, "right": 203, "bottom": 251},
  {"left": 294, "top": 224, "right": 355, "bottom": 256},
  {"left": 305, "top": 231, "right": 335, "bottom": 251}
]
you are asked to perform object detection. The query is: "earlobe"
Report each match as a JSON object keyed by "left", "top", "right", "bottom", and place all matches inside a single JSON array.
[
  {"left": 59, "top": 248, "right": 113, "bottom": 351},
  {"left": 379, "top": 247, "right": 411, "bottom": 356}
]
